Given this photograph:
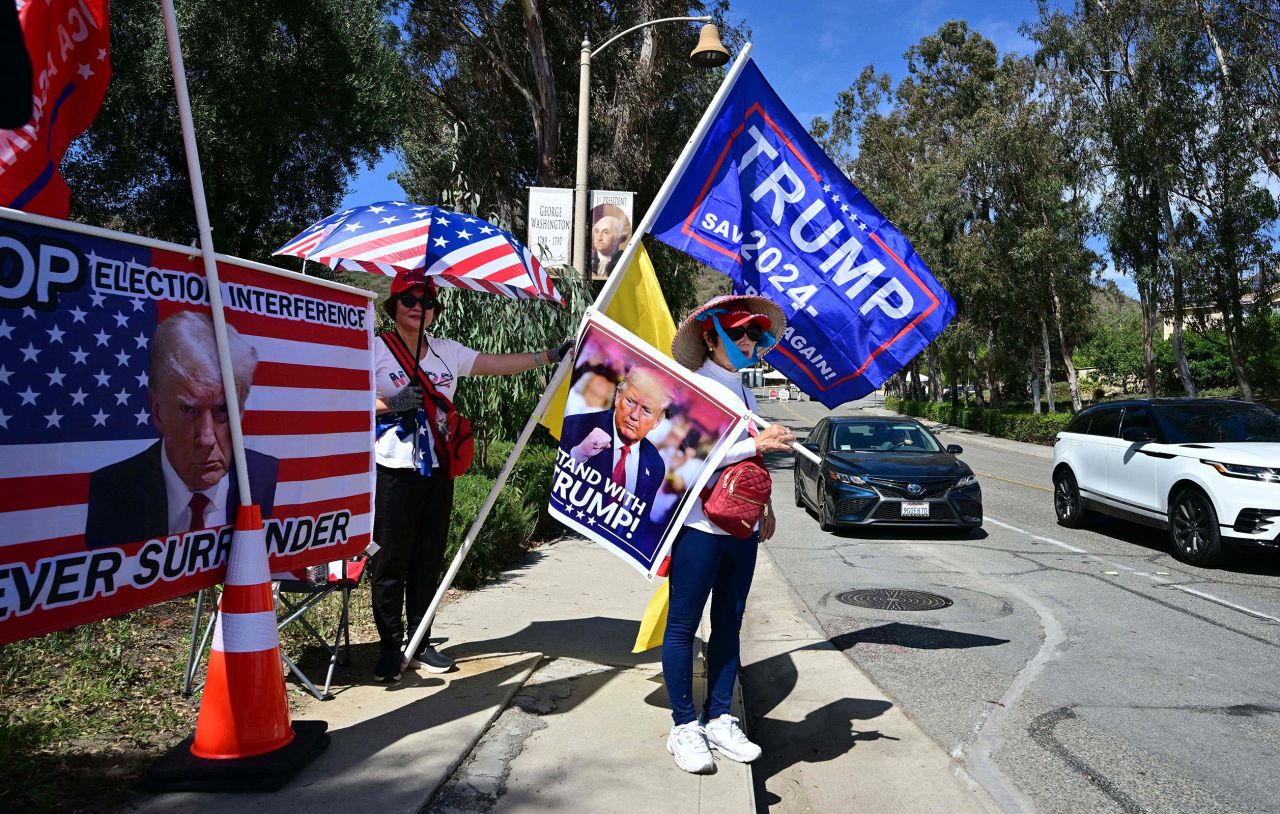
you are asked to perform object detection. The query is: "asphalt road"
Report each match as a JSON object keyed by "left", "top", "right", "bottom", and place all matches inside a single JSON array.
[{"left": 755, "top": 395, "right": 1280, "bottom": 814}]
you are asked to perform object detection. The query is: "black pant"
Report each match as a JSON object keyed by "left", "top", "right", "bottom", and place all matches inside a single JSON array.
[{"left": 371, "top": 464, "right": 454, "bottom": 653}]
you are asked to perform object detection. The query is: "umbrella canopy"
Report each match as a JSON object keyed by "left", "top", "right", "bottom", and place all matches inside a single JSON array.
[{"left": 275, "top": 201, "right": 563, "bottom": 305}]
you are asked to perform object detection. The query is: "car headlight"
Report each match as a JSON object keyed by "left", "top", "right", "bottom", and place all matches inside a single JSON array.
[
  {"left": 955, "top": 474, "right": 978, "bottom": 488},
  {"left": 826, "top": 470, "right": 867, "bottom": 485},
  {"left": 1201, "top": 460, "right": 1280, "bottom": 482}
]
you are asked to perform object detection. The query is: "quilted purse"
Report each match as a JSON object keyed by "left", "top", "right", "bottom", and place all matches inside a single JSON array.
[{"left": 700, "top": 455, "right": 772, "bottom": 539}]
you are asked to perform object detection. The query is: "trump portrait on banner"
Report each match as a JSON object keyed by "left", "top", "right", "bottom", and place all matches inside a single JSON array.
[
  {"left": 562, "top": 365, "right": 670, "bottom": 514},
  {"left": 84, "top": 311, "right": 279, "bottom": 549}
]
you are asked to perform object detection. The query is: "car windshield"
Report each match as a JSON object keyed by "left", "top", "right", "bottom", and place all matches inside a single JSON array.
[
  {"left": 830, "top": 422, "right": 942, "bottom": 453},
  {"left": 1153, "top": 403, "right": 1280, "bottom": 444}
]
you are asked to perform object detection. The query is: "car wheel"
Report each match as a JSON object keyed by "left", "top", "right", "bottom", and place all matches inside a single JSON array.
[
  {"left": 819, "top": 490, "right": 835, "bottom": 532},
  {"left": 1168, "top": 488, "right": 1225, "bottom": 567},
  {"left": 1053, "top": 469, "right": 1086, "bottom": 528},
  {"left": 793, "top": 465, "right": 805, "bottom": 508}
]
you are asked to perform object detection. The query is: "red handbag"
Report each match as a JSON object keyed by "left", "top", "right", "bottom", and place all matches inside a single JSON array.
[{"left": 700, "top": 455, "right": 772, "bottom": 539}]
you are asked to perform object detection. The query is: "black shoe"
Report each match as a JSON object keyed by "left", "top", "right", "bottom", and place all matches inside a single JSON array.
[
  {"left": 373, "top": 650, "right": 402, "bottom": 682},
  {"left": 409, "top": 645, "right": 455, "bottom": 674}
]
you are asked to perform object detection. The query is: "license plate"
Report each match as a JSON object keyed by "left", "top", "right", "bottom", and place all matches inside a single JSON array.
[{"left": 900, "top": 502, "right": 930, "bottom": 518}]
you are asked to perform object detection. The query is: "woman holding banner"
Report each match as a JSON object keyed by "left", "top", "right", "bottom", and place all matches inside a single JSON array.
[
  {"left": 371, "top": 268, "right": 569, "bottom": 682},
  {"left": 662, "top": 294, "right": 795, "bottom": 773}
]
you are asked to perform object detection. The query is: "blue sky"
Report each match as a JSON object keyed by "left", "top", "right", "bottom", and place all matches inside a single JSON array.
[{"left": 343, "top": 0, "right": 1143, "bottom": 295}]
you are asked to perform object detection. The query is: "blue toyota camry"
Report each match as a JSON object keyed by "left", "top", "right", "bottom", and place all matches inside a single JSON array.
[{"left": 793, "top": 416, "right": 983, "bottom": 531}]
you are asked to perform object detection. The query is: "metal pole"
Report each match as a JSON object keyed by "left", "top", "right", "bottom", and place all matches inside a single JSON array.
[
  {"left": 572, "top": 38, "right": 592, "bottom": 276},
  {"left": 403, "top": 44, "right": 755, "bottom": 662},
  {"left": 159, "top": 0, "right": 252, "bottom": 504}
]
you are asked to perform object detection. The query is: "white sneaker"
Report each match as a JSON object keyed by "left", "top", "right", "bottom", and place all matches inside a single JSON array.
[
  {"left": 666, "top": 722, "right": 715, "bottom": 774},
  {"left": 704, "top": 714, "right": 761, "bottom": 763}
]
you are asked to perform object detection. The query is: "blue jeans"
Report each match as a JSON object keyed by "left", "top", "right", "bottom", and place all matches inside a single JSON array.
[{"left": 661, "top": 526, "right": 759, "bottom": 726}]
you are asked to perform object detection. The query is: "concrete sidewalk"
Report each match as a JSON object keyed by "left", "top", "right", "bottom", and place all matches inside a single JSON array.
[{"left": 132, "top": 537, "right": 751, "bottom": 814}]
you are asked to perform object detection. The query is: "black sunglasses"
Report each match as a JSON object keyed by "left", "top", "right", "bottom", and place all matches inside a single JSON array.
[
  {"left": 397, "top": 292, "right": 439, "bottom": 310},
  {"left": 724, "top": 324, "right": 764, "bottom": 342}
]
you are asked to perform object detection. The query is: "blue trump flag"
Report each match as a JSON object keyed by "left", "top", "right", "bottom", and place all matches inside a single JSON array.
[{"left": 650, "top": 60, "right": 955, "bottom": 407}]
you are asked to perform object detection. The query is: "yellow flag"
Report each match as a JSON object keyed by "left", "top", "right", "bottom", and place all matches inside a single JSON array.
[
  {"left": 541, "top": 242, "right": 676, "bottom": 439},
  {"left": 631, "top": 578, "right": 670, "bottom": 653}
]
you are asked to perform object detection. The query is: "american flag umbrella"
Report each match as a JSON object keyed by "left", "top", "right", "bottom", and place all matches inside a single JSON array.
[{"left": 274, "top": 200, "right": 563, "bottom": 305}]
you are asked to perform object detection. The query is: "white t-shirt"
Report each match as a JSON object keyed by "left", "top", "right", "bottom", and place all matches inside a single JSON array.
[
  {"left": 683, "top": 360, "right": 761, "bottom": 535},
  {"left": 374, "top": 334, "right": 479, "bottom": 469}
]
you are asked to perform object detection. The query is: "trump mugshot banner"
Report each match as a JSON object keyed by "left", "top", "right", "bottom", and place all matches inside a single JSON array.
[
  {"left": 550, "top": 313, "right": 748, "bottom": 579},
  {"left": 0, "top": 210, "right": 375, "bottom": 644},
  {"left": 650, "top": 59, "right": 956, "bottom": 408}
]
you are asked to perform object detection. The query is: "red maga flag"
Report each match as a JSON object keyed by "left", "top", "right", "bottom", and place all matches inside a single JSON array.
[{"left": 0, "top": 0, "right": 111, "bottom": 218}]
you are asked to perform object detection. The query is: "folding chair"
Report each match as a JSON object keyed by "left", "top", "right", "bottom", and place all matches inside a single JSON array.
[
  {"left": 274, "top": 557, "right": 368, "bottom": 700},
  {"left": 181, "top": 556, "right": 368, "bottom": 701}
]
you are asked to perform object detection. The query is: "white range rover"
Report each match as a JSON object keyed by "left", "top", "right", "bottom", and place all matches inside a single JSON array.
[{"left": 1052, "top": 398, "right": 1280, "bottom": 566}]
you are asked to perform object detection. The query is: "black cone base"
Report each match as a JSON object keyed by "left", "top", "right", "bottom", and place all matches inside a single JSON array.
[{"left": 144, "top": 720, "right": 329, "bottom": 793}]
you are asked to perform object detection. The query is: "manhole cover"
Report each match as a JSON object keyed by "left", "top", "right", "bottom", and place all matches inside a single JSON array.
[{"left": 836, "top": 588, "right": 953, "bottom": 611}]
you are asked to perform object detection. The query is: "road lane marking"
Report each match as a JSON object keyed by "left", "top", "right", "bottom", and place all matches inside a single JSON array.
[
  {"left": 1168, "top": 585, "right": 1280, "bottom": 624},
  {"left": 973, "top": 471, "right": 1052, "bottom": 493},
  {"left": 987, "top": 513, "right": 1280, "bottom": 625}
]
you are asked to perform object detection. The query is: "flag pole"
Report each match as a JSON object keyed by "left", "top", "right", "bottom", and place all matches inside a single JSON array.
[
  {"left": 160, "top": 0, "right": 251, "bottom": 504},
  {"left": 403, "top": 43, "right": 755, "bottom": 663}
]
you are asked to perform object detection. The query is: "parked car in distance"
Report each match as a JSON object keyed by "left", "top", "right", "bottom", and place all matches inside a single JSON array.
[
  {"left": 793, "top": 416, "right": 982, "bottom": 532},
  {"left": 1052, "top": 398, "right": 1280, "bottom": 566}
]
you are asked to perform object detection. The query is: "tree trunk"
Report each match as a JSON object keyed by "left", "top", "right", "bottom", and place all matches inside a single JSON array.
[
  {"left": 1041, "top": 312, "right": 1056, "bottom": 412},
  {"left": 986, "top": 325, "right": 1002, "bottom": 409},
  {"left": 927, "top": 344, "right": 942, "bottom": 402},
  {"left": 1030, "top": 340, "right": 1042, "bottom": 414},
  {"left": 1159, "top": 192, "right": 1198, "bottom": 397},
  {"left": 518, "top": 0, "right": 559, "bottom": 184},
  {"left": 1225, "top": 262, "right": 1254, "bottom": 400},
  {"left": 1050, "top": 273, "right": 1082, "bottom": 411},
  {"left": 969, "top": 343, "right": 985, "bottom": 410},
  {"left": 1137, "top": 277, "right": 1159, "bottom": 398}
]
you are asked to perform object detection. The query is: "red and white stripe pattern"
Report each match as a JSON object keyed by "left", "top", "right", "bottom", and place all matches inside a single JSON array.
[{"left": 0, "top": 242, "right": 375, "bottom": 645}]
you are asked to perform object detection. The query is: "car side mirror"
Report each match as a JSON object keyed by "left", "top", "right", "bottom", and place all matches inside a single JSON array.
[
  {"left": 946, "top": 444, "right": 963, "bottom": 454},
  {"left": 803, "top": 442, "right": 820, "bottom": 453},
  {"left": 1121, "top": 427, "right": 1154, "bottom": 442}
]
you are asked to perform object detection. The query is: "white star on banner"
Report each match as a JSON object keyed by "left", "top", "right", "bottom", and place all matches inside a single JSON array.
[
  {"left": 20, "top": 343, "right": 39, "bottom": 362},
  {"left": 433, "top": 236, "right": 448, "bottom": 248},
  {"left": 22, "top": 307, "right": 36, "bottom": 319},
  {"left": 131, "top": 298, "right": 145, "bottom": 312},
  {"left": 343, "top": 223, "right": 364, "bottom": 233},
  {"left": 70, "top": 347, "right": 88, "bottom": 365},
  {"left": 822, "top": 184, "right": 832, "bottom": 193},
  {"left": 77, "top": 63, "right": 93, "bottom": 80},
  {"left": 114, "top": 389, "right": 130, "bottom": 405},
  {"left": 368, "top": 205, "right": 385, "bottom": 214},
  {"left": 93, "top": 329, "right": 110, "bottom": 347},
  {"left": 135, "top": 372, "right": 148, "bottom": 388},
  {"left": 69, "top": 307, "right": 87, "bottom": 323},
  {"left": 94, "top": 370, "right": 110, "bottom": 388},
  {"left": 19, "top": 387, "right": 38, "bottom": 406},
  {"left": 478, "top": 225, "right": 494, "bottom": 235},
  {"left": 90, "top": 292, "right": 105, "bottom": 307},
  {"left": 0, "top": 410, "right": 8, "bottom": 429},
  {"left": 135, "top": 408, "right": 150, "bottom": 426},
  {"left": 114, "top": 349, "right": 130, "bottom": 366},
  {"left": 0, "top": 366, "right": 10, "bottom": 384},
  {"left": 46, "top": 368, "right": 66, "bottom": 387},
  {"left": 91, "top": 409, "right": 109, "bottom": 427},
  {"left": 70, "top": 389, "right": 88, "bottom": 406},
  {"left": 134, "top": 332, "right": 148, "bottom": 349},
  {"left": 456, "top": 229, "right": 472, "bottom": 240},
  {"left": 0, "top": 320, "right": 13, "bottom": 339},
  {"left": 112, "top": 312, "right": 129, "bottom": 328},
  {"left": 45, "top": 410, "right": 63, "bottom": 428},
  {"left": 380, "top": 216, "right": 398, "bottom": 225},
  {"left": 46, "top": 326, "right": 65, "bottom": 343}
]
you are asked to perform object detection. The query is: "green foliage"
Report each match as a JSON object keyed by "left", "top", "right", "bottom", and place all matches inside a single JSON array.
[
  {"left": 887, "top": 396, "right": 1073, "bottom": 446},
  {"left": 64, "top": 0, "right": 409, "bottom": 262}
]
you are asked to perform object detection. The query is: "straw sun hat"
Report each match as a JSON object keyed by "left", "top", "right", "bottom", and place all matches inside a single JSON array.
[{"left": 671, "top": 294, "right": 787, "bottom": 371}]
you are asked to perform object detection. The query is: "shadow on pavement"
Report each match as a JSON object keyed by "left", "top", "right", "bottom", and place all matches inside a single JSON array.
[
  {"left": 829, "top": 622, "right": 1009, "bottom": 651},
  {"left": 740, "top": 643, "right": 894, "bottom": 810}
]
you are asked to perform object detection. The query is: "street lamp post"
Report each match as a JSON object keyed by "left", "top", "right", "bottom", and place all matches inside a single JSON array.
[{"left": 572, "top": 18, "right": 728, "bottom": 277}]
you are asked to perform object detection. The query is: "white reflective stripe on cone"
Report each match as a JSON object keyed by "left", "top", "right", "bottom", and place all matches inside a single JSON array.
[
  {"left": 224, "top": 527, "right": 270, "bottom": 587},
  {"left": 212, "top": 610, "right": 279, "bottom": 653}
]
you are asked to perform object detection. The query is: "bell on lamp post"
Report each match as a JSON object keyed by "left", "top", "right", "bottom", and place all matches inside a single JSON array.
[{"left": 689, "top": 24, "right": 729, "bottom": 68}]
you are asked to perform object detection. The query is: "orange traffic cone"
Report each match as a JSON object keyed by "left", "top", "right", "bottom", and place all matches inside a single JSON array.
[{"left": 146, "top": 506, "right": 329, "bottom": 792}]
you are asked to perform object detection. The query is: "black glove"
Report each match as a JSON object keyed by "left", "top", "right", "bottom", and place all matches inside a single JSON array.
[
  {"left": 547, "top": 340, "right": 573, "bottom": 364},
  {"left": 385, "top": 385, "right": 422, "bottom": 412}
]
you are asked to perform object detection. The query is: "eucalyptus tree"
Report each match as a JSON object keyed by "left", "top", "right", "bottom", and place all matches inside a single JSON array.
[
  {"left": 63, "top": 0, "right": 409, "bottom": 261},
  {"left": 397, "top": 0, "right": 743, "bottom": 313},
  {"left": 1032, "top": 0, "right": 1209, "bottom": 398}
]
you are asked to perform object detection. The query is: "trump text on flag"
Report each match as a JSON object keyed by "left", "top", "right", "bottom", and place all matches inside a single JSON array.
[{"left": 651, "top": 61, "right": 955, "bottom": 407}]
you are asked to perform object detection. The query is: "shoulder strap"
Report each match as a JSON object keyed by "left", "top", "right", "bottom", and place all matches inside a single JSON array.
[{"left": 380, "top": 330, "right": 449, "bottom": 405}]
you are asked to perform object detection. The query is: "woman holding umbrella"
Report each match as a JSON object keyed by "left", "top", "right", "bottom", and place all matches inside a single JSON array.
[
  {"left": 662, "top": 294, "right": 795, "bottom": 773},
  {"left": 372, "top": 268, "right": 568, "bottom": 681}
]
